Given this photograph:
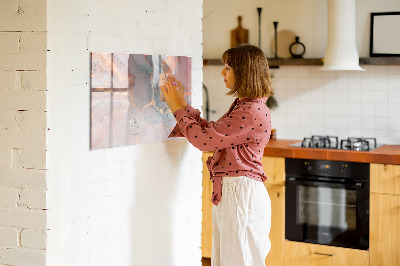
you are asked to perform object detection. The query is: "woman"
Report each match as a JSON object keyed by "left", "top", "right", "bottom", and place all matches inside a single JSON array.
[{"left": 161, "top": 44, "right": 273, "bottom": 266}]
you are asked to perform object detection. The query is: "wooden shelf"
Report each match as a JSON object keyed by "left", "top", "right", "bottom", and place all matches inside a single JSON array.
[
  {"left": 359, "top": 57, "right": 400, "bottom": 65},
  {"left": 203, "top": 58, "right": 323, "bottom": 67},
  {"left": 203, "top": 57, "right": 400, "bottom": 67},
  {"left": 268, "top": 58, "right": 322, "bottom": 67},
  {"left": 202, "top": 59, "right": 223, "bottom": 66}
]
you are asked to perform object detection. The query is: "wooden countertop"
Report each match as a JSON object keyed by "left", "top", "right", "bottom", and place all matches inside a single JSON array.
[{"left": 263, "top": 139, "right": 400, "bottom": 165}]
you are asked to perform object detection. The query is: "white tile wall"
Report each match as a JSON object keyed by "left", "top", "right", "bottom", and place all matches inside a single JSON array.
[
  {"left": 203, "top": 65, "right": 400, "bottom": 144},
  {"left": 272, "top": 65, "right": 400, "bottom": 144}
]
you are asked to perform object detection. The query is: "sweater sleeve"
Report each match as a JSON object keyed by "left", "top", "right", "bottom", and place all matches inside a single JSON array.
[
  {"left": 173, "top": 106, "right": 257, "bottom": 152},
  {"left": 168, "top": 104, "right": 210, "bottom": 138}
]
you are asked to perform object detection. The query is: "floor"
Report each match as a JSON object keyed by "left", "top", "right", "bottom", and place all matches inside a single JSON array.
[{"left": 202, "top": 257, "right": 211, "bottom": 266}]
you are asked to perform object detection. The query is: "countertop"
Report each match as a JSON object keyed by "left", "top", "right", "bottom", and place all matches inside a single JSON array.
[{"left": 263, "top": 139, "right": 400, "bottom": 165}]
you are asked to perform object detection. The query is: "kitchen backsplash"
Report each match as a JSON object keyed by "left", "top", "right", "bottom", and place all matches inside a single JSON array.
[{"left": 203, "top": 65, "right": 400, "bottom": 144}]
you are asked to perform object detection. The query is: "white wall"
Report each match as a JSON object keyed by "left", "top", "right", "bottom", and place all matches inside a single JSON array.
[
  {"left": 0, "top": 0, "right": 48, "bottom": 265},
  {"left": 47, "top": 0, "right": 203, "bottom": 266},
  {"left": 204, "top": 0, "right": 326, "bottom": 59},
  {"left": 203, "top": 0, "right": 400, "bottom": 58},
  {"left": 203, "top": 0, "right": 400, "bottom": 145}
]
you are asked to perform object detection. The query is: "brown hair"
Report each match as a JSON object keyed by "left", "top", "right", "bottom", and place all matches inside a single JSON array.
[{"left": 221, "top": 44, "right": 273, "bottom": 99}]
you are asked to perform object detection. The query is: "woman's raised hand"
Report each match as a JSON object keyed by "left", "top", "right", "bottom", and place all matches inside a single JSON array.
[
  {"left": 173, "top": 77, "right": 187, "bottom": 108},
  {"left": 160, "top": 76, "right": 185, "bottom": 113}
]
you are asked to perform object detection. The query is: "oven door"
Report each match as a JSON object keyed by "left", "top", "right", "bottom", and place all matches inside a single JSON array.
[{"left": 285, "top": 177, "right": 369, "bottom": 250}]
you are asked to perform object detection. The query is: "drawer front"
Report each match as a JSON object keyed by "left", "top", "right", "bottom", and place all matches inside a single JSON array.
[{"left": 284, "top": 241, "right": 369, "bottom": 266}]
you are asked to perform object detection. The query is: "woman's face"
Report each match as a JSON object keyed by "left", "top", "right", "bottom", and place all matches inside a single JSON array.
[{"left": 220, "top": 64, "right": 235, "bottom": 89}]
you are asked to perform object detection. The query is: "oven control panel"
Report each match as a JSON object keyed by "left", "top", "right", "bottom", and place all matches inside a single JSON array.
[
  {"left": 286, "top": 158, "right": 369, "bottom": 180},
  {"left": 318, "top": 162, "right": 332, "bottom": 173}
]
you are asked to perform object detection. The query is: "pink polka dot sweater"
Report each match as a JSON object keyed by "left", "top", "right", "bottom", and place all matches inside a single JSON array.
[{"left": 169, "top": 97, "right": 271, "bottom": 206}]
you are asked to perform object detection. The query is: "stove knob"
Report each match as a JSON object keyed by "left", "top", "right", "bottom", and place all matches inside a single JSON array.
[
  {"left": 305, "top": 162, "right": 312, "bottom": 171},
  {"left": 340, "top": 164, "right": 347, "bottom": 174}
]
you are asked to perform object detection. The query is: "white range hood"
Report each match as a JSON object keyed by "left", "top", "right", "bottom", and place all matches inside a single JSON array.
[{"left": 320, "top": 0, "right": 365, "bottom": 71}]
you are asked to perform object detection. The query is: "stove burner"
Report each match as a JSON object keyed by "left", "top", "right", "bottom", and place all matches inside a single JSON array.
[
  {"left": 301, "top": 135, "right": 339, "bottom": 149},
  {"left": 295, "top": 136, "right": 378, "bottom": 151},
  {"left": 340, "top": 137, "right": 377, "bottom": 151}
]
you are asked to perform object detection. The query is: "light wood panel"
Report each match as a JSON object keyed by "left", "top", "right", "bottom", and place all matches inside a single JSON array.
[
  {"left": 284, "top": 241, "right": 369, "bottom": 266},
  {"left": 370, "top": 163, "right": 400, "bottom": 195},
  {"left": 264, "top": 184, "right": 285, "bottom": 266},
  {"left": 261, "top": 156, "right": 285, "bottom": 185},
  {"left": 263, "top": 156, "right": 285, "bottom": 266},
  {"left": 201, "top": 152, "right": 213, "bottom": 258},
  {"left": 370, "top": 193, "right": 400, "bottom": 266}
]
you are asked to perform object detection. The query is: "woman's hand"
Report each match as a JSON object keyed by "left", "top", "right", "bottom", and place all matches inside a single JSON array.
[
  {"left": 161, "top": 77, "right": 185, "bottom": 113},
  {"left": 173, "top": 77, "right": 187, "bottom": 108}
]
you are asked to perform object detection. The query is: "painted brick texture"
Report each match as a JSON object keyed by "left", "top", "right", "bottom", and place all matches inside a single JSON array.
[
  {"left": 46, "top": 0, "right": 203, "bottom": 266},
  {"left": 21, "top": 229, "right": 47, "bottom": 250},
  {"left": 0, "top": 0, "right": 47, "bottom": 265},
  {"left": 2, "top": 0, "right": 203, "bottom": 265}
]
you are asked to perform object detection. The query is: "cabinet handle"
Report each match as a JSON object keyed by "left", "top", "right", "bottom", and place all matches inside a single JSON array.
[{"left": 314, "top": 252, "right": 335, "bottom": 257}]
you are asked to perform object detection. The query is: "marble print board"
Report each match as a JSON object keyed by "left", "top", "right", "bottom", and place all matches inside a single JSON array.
[{"left": 90, "top": 52, "right": 191, "bottom": 149}]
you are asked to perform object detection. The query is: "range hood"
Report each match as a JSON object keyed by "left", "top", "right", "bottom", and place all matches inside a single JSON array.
[{"left": 320, "top": 0, "right": 365, "bottom": 71}]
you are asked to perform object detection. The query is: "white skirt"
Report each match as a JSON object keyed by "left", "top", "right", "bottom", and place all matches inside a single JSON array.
[{"left": 212, "top": 176, "right": 271, "bottom": 266}]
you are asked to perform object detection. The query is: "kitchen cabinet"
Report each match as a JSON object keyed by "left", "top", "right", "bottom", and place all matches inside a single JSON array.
[
  {"left": 370, "top": 163, "right": 400, "bottom": 195},
  {"left": 261, "top": 156, "right": 285, "bottom": 266},
  {"left": 370, "top": 163, "right": 400, "bottom": 266},
  {"left": 264, "top": 184, "right": 284, "bottom": 266},
  {"left": 261, "top": 141, "right": 400, "bottom": 266},
  {"left": 201, "top": 152, "right": 213, "bottom": 258},
  {"left": 284, "top": 241, "right": 369, "bottom": 266},
  {"left": 202, "top": 156, "right": 400, "bottom": 265},
  {"left": 370, "top": 193, "right": 400, "bottom": 266},
  {"left": 261, "top": 156, "right": 285, "bottom": 186},
  {"left": 201, "top": 154, "right": 286, "bottom": 266}
]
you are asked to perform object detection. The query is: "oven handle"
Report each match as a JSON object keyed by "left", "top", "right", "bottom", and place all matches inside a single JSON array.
[{"left": 286, "top": 177, "right": 364, "bottom": 189}]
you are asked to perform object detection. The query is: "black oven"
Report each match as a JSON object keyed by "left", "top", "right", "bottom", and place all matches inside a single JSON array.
[{"left": 285, "top": 158, "right": 369, "bottom": 250}]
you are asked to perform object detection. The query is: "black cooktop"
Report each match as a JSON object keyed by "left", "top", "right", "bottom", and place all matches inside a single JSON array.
[{"left": 289, "top": 135, "right": 382, "bottom": 151}]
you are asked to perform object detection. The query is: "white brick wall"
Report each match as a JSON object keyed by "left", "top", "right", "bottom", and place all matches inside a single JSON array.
[
  {"left": 0, "top": 248, "right": 46, "bottom": 266},
  {"left": 3, "top": 0, "right": 203, "bottom": 265},
  {"left": 0, "top": 227, "right": 19, "bottom": 247},
  {"left": 0, "top": 0, "right": 48, "bottom": 265},
  {"left": 0, "top": 187, "right": 19, "bottom": 208},
  {"left": 47, "top": 1, "right": 203, "bottom": 266},
  {"left": 21, "top": 229, "right": 47, "bottom": 250}
]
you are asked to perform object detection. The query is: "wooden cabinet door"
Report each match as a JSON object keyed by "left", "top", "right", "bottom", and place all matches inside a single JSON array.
[
  {"left": 262, "top": 156, "right": 285, "bottom": 265},
  {"left": 370, "top": 193, "right": 400, "bottom": 266},
  {"left": 201, "top": 152, "right": 213, "bottom": 258},
  {"left": 264, "top": 184, "right": 284, "bottom": 266},
  {"left": 370, "top": 163, "right": 400, "bottom": 195},
  {"left": 262, "top": 156, "right": 285, "bottom": 186},
  {"left": 284, "top": 241, "right": 369, "bottom": 266}
]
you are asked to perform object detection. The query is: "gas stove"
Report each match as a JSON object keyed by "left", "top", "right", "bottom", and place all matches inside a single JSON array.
[{"left": 289, "top": 135, "right": 381, "bottom": 151}]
